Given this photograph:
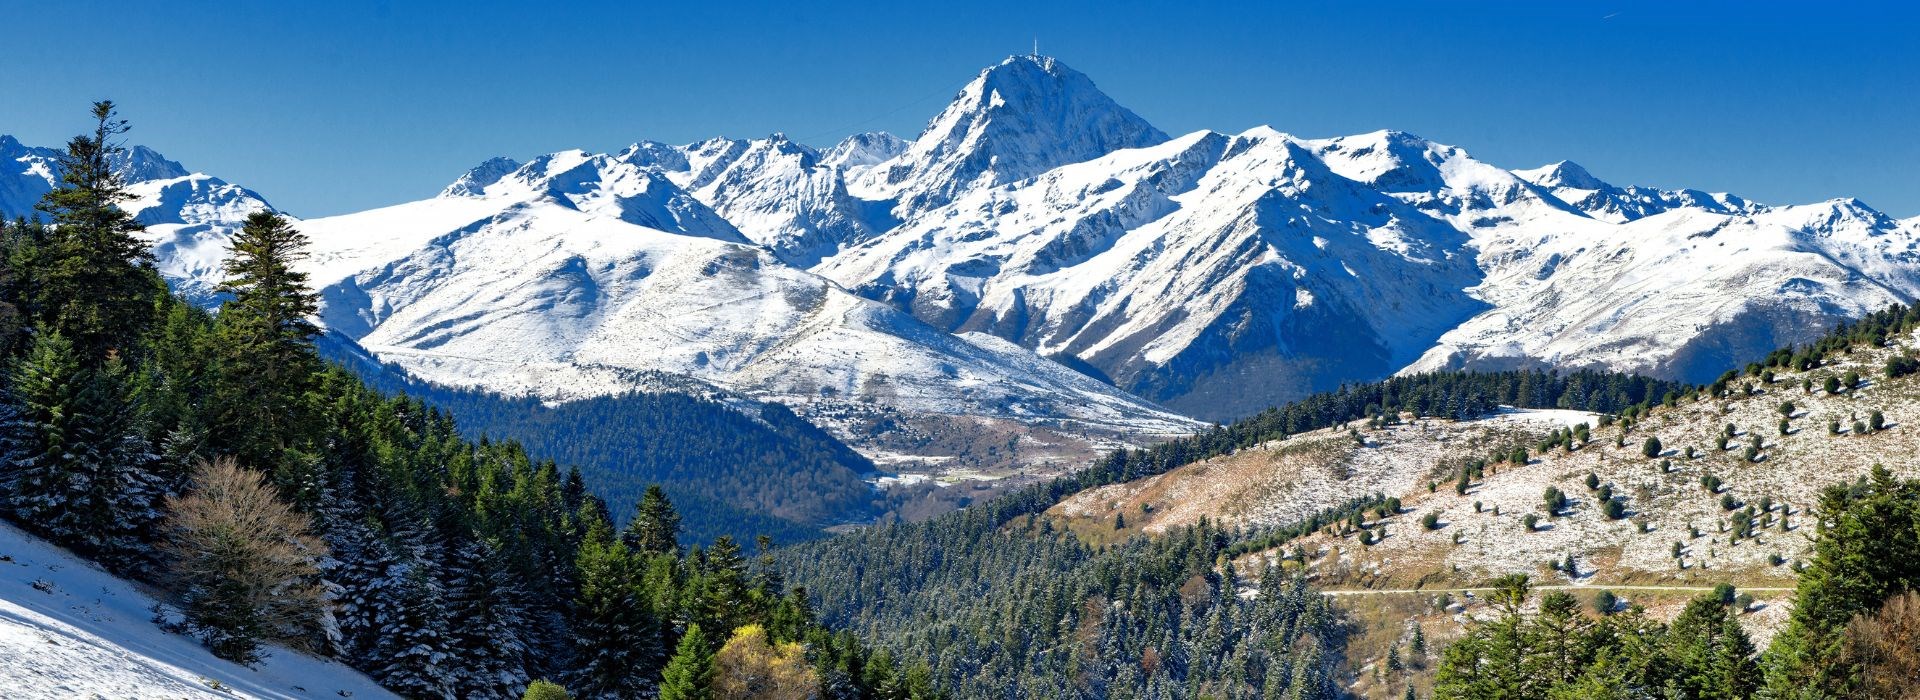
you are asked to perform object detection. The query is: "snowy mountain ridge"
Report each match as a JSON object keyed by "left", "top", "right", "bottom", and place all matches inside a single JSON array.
[{"left": 6, "top": 52, "right": 1917, "bottom": 446}]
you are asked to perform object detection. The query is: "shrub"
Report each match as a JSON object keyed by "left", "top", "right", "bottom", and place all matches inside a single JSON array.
[
  {"left": 1421, "top": 512, "right": 1441, "bottom": 530},
  {"left": 1602, "top": 499, "right": 1627, "bottom": 520},
  {"left": 1886, "top": 354, "right": 1920, "bottom": 379},
  {"left": 1523, "top": 513, "right": 1540, "bottom": 531},
  {"left": 1585, "top": 472, "right": 1600, "bottom": 490},
  {"left": 1869, "top": 410, "right": 1886, "bottom": 431},
  {"left": 523, "top": 680, "right": 572, "bottom": 700},
  {"left": 1721, "top": 494, "right": 1739, "bottom": 511},
  {"left": 1779, "top": 400, "right": 1795, "bottom": 416},
  {"left": 1543, "top": 487, "right": 1568, "bottom": 515},
  {"left": 1780, "top": 419, "right": 1791, "bottom": 435},
  {"left": 1642, "top": 436, "right": 1663, "bottom": 458},
  {"left": 1829, "top": 419, "right": 1841, "bottom": 435},
  {"left": 1855, "top": 420, "right": 1869, "bottom": 435},
  {"left": 1594, "top": 590, "right": 1618, "bottom": 614},
  {"left": 1845, "top": 370, "right": 1861, "bottom": 389},
  {"left": 1826, "top": 376, "right": 1842, "bottom": 394}
]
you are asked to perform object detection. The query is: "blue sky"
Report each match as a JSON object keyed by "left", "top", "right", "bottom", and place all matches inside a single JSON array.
[{"left": 1, "top": 0, "right": 1914, "bottom": 217}]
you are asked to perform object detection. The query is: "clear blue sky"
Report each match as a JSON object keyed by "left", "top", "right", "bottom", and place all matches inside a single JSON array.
[{"left": 2, "top": 0, "right": 1914, "bottom": 217}]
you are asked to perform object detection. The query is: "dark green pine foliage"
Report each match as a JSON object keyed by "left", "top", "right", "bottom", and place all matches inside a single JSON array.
[
  {"left": 208, "top": 212, "right": 323, "bottom": 493},
  {"left": 1432, "top": 575, "right": 1761, "bottom": 699},
  {"left": 623, "top": 484, "right": 682, "bottom": 556},
  {"left": 0, "top": 332, "right": 164, "bottom": 566},
  {"left": 658, "top": 623, "right": 714, "bottom": 700},
  {"left": 1762, "top": 465, "right": 1920, "bottom": 698},
  {"left": 782, "top": 501, "right": 1349, "bottom": 698},
  {"left": 570, "top": 519, "right": 664, "bottom": 699},
  {"left": 445, "top": 539, "right": 533, "bottom": 699},
  {"left": 31, "top": 101, "right": 163, "bottom": 362},
  {"left": 374, "top": 562, "right": 457, "bottom": 699}
]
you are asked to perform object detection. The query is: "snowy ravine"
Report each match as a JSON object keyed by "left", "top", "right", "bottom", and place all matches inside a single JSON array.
[{"left": 0, "top": 521, "right": 395, "bottom": 699}]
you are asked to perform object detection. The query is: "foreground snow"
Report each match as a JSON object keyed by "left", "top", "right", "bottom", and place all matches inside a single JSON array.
[{"left": 0, "top": 521, "right": 394, "bottom": 700}]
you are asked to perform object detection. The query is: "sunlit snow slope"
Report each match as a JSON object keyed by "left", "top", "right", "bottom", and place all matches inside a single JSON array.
[{"left": 0, "top": 521, "right": 395, "bottom": 699}]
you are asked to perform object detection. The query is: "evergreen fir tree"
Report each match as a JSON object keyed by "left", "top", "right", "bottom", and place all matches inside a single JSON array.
[
  {"left": 622, "top": 484, "right": 682, "bottom": 556},
  {"left": 445, "top": 538, "right": 533, "bottom": 699},
  {"left": 32, "top": 101, "right": 161, "bottom": 362},
  {"left": 210, "top": 211, "right": 322, "bottom": 494},
  {"left": 571, "top": 521, "right": 662, "bottom": 698},
  {"left": 0, "top": 332, "right": 164, "bottom": 565},
  {"left": 660, "top": 622, "right": 715, "bottom": 700},
  {"left": 374, "top": 562, "right": 457, "bottom": 699}
]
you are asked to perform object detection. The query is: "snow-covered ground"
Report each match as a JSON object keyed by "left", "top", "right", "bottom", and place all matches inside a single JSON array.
[{"left": 0, "top": 521, "right": 394, "bottom": 699}]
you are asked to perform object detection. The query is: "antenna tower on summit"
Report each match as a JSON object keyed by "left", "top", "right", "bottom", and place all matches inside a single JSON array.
[{"left": 1033, "top": 37, "right": 1039, "bottom": 56}]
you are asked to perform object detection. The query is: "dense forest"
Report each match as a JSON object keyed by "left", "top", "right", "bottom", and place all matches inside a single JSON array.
[
  {"left": 0, "top": 102, "right": 928, "bottom": 699},
  {"left": 779, "top": 347, "right": 1691, "bottom": 698},
  {"left": 343, "top": 359, "right": 880, "bottom": 545}
]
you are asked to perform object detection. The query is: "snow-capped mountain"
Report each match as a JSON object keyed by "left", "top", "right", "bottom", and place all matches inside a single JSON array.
[
  {"left": 299, "top": 149, "right": 1200, "bottom": 470},
  {"left": 1, "top": 134, "right": 275, "bottom": 303},
  {"left": 13, "top": 52, "right": 1919, "bottom": 444},
  {"left": 1513, "top": 160, "right": 1762, "bottom": 223},
  {"left": 851, "top": 55, "right": 1169, "bottom": 214},
  {"left": 807, "top": 60, "right": 1920, "bottom": 420}
]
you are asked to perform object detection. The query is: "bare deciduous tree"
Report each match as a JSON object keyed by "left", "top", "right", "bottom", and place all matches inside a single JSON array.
[
  {"left": 161, "top": 457, "right": 328, "bottom": 663},
  {"left": 1845, "top": 590, "right": 1920, "bottom": 700}
]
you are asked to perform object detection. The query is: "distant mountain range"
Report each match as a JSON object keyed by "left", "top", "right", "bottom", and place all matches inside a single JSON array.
[{"left": 6, "top": 54, "right": 1916, "bottom": 454}]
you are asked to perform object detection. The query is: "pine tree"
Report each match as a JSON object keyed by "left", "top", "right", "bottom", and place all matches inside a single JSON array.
[
  {"left": 622, "top": 484, "right": 682, "bottom": 556},
  {"left": 210, "top": 211, "right": 321, "bottom": 492},
  {"left": 375, "top": 562, "right": 457, "bottom": 700},
  {"left": 571, "top": 521, "right": 662, "bottom": 698},
  {"left": 1764, "top": 465, "right": 1920, "bottom": 697},
  {"left": 660, "top": 623, "right": 715, "bottom": 700},
  {"left": 0, "top": 332, "right": 164, "bottom": 565},
  {"left": 445, "top": 539, "right": 532, "bottom": 699},
  {"left": 33, "top": 101, "right": 161, "bottom": 362},
  {"left": 702, "top": 535, "right": 752, "bottom": 635}
]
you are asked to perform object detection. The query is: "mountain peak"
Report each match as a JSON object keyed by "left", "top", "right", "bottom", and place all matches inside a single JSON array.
[
  {"left": 1515, "top": 160, "right": 1609, "bottom": 191},
  {"left": 440, "top": 156, "right": 524, "bottom": 197},
  {"left": 858, "top": 55, "right": 1169, "bottom": 210},
  {"left": 113, "top": 145, "right": 189, "bottom": 182}
]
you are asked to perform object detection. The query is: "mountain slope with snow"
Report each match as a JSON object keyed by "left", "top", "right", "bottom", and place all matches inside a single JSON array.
[
  {"left": 298, "top": 149, "right": 1200, "bottom": 475},
  {"left": 0, "top": 520, "right": 395, "bottom": 699},
  {"left": 811, "top": 62, "right": 1920, "bottom": 420}
]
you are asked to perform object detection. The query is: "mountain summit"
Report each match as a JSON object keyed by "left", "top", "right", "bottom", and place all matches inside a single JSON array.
[{"left": 853, "top": 55, "right": 1170, "bottom": 212}]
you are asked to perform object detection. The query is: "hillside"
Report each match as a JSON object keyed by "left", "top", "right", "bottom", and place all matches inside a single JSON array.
[
  {"left": 1039, "top": 314, "right": 1920, "bottom": 698},
  {"left": 0, "top": 521, "right": 395, "bottom": 699},
  {"left": 1050, "top": 325, "right": 1917, "bottom": 590}
]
